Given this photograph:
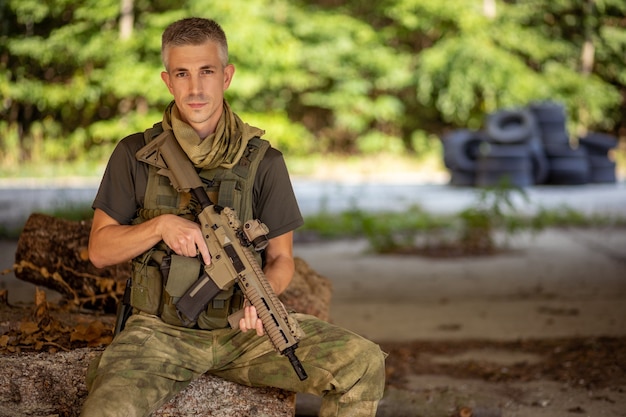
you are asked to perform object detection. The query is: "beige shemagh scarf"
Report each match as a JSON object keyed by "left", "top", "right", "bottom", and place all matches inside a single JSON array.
[{"left": 161, "top": 100, "right": 265, "bottom": 169}]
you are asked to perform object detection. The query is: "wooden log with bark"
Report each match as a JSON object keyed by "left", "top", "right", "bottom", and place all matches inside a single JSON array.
[
  {"left": 2, "top": 213, "right": 333, "bottom": 416},
  {"left": 13, "top": 213, "right": 127, "bottom": 312},
  {"left": 13, "top": 213, "right": 333, "bottom": 320}
]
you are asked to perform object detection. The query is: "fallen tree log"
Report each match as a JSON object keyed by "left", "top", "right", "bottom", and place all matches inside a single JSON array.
[
  {"left": 13, "top": 212, "right": 333, "bottom": 320},
  {"left": 13, "top": 213, "right": 127, "bottom": 312}
]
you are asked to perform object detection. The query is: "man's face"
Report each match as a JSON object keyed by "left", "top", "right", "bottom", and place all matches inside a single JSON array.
[{"left": 161, "top": 41, "right": 234, "bottom": 138}]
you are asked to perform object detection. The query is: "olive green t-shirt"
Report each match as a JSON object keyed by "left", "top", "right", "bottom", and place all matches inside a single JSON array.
[{"left": 92, "top": 132, "right": 303, "bottom": 240}]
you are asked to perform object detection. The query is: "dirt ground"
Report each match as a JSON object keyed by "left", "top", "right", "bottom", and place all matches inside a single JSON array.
[{"left": 2, "top": 227, "right": 626, "bottom": 417}]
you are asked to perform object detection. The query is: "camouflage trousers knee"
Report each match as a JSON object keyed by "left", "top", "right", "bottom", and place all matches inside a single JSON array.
[{"left": 81, "top": 312, "right": 386, "bottom": 417}]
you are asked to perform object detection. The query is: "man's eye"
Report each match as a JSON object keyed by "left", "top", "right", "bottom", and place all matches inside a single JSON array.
[
  {"left": 201, "top": 69, "right": 214, "bottom": 75},
  {"left": 175, "top": 72, "right": 188, "bottom": 78}
]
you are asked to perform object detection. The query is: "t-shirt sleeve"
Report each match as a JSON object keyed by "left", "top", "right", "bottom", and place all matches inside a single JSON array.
[
  {"left": 253, "top": 147, "right": 304, "bottom": 239},
  {"left": 92, "top": 134, "right": 148, "bottom": 225}
]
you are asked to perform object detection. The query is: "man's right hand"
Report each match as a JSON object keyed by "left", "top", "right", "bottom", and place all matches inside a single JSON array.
[{"left": 158, "top": 214, "right": 211, "bottom": 264}]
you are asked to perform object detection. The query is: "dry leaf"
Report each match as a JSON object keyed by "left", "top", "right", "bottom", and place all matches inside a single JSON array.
[{"left": 20, "top": 321, "right": 40, "bottom": 335}]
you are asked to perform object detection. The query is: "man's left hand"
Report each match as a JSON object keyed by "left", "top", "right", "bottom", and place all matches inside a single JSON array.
[{"left": 239, "top": 305, "right": 264, "bottom": 336}]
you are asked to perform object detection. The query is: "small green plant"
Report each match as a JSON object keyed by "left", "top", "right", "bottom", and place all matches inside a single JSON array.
[{"left": 457, "top": 179, "right": 529, "bottom": 254}]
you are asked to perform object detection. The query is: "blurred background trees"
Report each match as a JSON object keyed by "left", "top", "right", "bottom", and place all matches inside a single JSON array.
[{"left": 1, "top": 0, "right": 624, "bottom": 174}]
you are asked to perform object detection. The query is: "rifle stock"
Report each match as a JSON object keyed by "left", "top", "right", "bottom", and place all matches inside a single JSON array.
[{"left": 136, "top": 130, "right": 308, "bottom": 381}]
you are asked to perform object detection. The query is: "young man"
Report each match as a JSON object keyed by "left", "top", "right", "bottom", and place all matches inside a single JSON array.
[{"left": 81, "top": 17, "right": 385, "bottom": 417}]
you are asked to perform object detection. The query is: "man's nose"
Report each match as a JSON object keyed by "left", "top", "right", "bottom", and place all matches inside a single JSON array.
[{"left": 190, "top": 74, "right": 203, "bottom": 94}]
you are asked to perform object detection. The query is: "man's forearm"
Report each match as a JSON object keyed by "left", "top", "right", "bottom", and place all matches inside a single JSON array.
[
  {"left": 88, "top": 214, "right": 164, "bottom": 268},
  {"left": 262, "top": 233, "right": 295, "bottom": 296},
  {"left": 263, "top": 254, "right": 294, "bottom": 295}
]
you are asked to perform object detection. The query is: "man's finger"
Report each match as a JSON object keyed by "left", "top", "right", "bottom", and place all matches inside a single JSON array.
[
  {"left": 196, "top": 240, "right": 211, "bottom": 265},
  {"left": 255, "top": 317, "right": 265, "bottom": 336}
]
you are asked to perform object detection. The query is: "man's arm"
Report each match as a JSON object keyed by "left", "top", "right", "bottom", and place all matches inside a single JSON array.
[
  {"left": 88, "top": 208, "right": 211, "bottom": 268},
  {"left": 263, "top": 231, "right": 295, "bottom": 296}
]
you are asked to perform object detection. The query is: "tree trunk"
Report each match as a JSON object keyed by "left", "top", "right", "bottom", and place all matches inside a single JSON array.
[
  {"left": 483, "top": 0, "right": 496, "bottom": 19},
  {"left": 578, "top": 0, "right": 596, "bottom": 137},
  {"left": 580, "top": 0, "right": 596, "bottom": 76},
  {"left": 119, "top": 0, "right": 134, "bottom": 40}
]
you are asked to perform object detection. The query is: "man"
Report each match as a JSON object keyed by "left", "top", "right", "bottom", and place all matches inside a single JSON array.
[{"left": 81, "top": 17, "right": 385, "bottom": 417}]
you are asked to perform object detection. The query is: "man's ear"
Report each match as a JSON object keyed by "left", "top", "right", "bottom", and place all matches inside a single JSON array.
[
  {"left": 223, "top": 64, "right": 235, "bottom": 91},
  {"left": 161, "top": 71, "right": 174, "bottom": 94}
]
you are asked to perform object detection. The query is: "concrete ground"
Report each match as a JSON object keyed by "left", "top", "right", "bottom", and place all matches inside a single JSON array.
[
  {"left": 293, "top": 227, "right": 626, "bottom": 417},
  {"left": 296, "top": 229, "right": 626, "bottom": 343}
]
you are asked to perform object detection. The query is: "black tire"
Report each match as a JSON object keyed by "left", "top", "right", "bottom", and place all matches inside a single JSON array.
[
  {"left": 442, "top": 129, "right": 487, "bottom": 172},
  {"left": 529, "top": 136, "right": 550, "bottom": 184},
  {"left": 580, "top": 132, "right": 619, "bottom": 153},
  {"left": 475, "top": 168, "right": 534, "bottom": 188},
  {"left": 540, "top": 129, "right": 570, "bottom": 145},
  {"left": 528, "top": 101, "right": 569, "bottom": 145},
  {"left": 476, "top": 145, "right": 534, "bottom": 187},
  {"left": 528, "top": 101, "right": 567, "bottom": 124},
  {"left": 589, "top": 167, "right": 617, "bottom": 183},
  {"left": 543, "top": 142, "right": 586, "bottom": 158},
  {"left": 587, "top": 154, "right": 617, "bottom": 183},
  {"left": 587, "top": 154, "right": 617, "bottom": 184},
  {"left": 478, "top": 142, "right": 530, "bottom": 158},
  {"left": 449, "top": 169, "right": 475, "bottom": 187},
  {"left": 486, "top": 109, "right": 536, "bottom": 144},
  {"left": 580, "top": 143, "right": 609, "bottom": 156},
  {"left": 478, "top": 156, "right": 532, "bottom": 172},
  {"left": 546, "top": 157, "right": 589, "bottom": 185},
  {"left": 588, "top": 154, "right": 615, "bottom": 169}
]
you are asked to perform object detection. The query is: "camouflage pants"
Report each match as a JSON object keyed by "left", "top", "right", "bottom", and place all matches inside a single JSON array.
[{"left": 80, "top": 312, "right": 386, "bottom": 417}]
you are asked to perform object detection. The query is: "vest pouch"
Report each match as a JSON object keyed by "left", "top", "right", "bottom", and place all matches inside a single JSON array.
[
  {"left": 160, "top": 254, "right": 202, "bottom": 327},
  {"left": 197, "top": 286, "right": 243, "bottom": 330},
  {"left": 130, "top": 252, "right": 163, "bottom": 316}
]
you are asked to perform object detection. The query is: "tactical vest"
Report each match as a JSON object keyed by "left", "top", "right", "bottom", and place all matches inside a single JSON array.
[{"left": 129, "top": 122, "right": 270, "bottom": 329}]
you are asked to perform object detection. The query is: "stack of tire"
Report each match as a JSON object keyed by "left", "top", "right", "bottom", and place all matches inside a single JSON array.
[
  {"left": 442, "top": 129, "right": 486, "bottom": 186},
  {"left": 442, "top": 108, "right": 547, "bottom": 187},
  {"left": 442, "top": 101, "right": 619, "bottom": 187},
  {"left": 478, "top": 108, "right": 547, "bottom": 187},
  {"left": 579, "top": 131, "right": 618, "bottom": 183},
  {"left": 528, "top": 101, "right": 588, "bottom": 185}
]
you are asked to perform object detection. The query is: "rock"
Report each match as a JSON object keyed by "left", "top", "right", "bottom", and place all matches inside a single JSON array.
[
  {"left": 281, "top": 257, "right": 333, "bottom": 322},
  {"left": 0, "top": 348, "right": 295, "bottom": 417}
]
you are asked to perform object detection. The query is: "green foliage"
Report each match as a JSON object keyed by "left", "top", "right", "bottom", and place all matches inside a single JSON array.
[
  {"left": 240, "top": 111, "right": 317, "bottom": 155},
  {"left": 416, "top": 33, "right": 547, "bottom": 127},
  {"left": 1, "top": 0, "right": 624, "bottom": 172}
]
